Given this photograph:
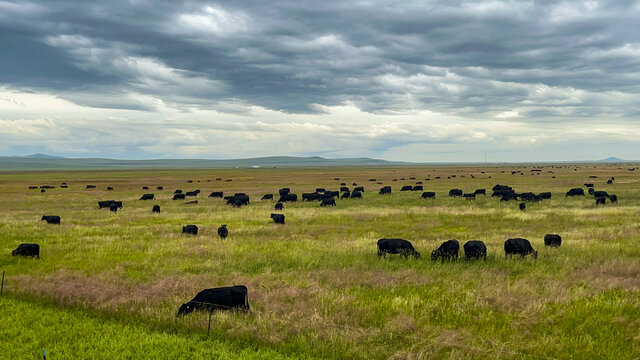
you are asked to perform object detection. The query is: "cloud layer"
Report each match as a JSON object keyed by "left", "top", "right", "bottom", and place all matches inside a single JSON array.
[{"left": 1, "top": 0, "right": 639, "bottom": 161}]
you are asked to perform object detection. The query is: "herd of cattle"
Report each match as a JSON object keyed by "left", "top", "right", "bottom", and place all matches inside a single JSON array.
[{"left": 14, "top": 175, "right": 621, "bottom": 316}]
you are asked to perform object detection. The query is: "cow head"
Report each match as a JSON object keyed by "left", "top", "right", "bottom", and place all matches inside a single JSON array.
[
  {"left": 430, "top": 249, "right": 440, "bottom": 261},
  {"left": 532, "top": 250, "right": 539, "bottom": 260},
  {"left": 11, "top": 249, "right": 17, "bottom": 256},
  {"left": 176, "top": 303, "right": 193, "bottom": 317},
  {"left": 413, "top": 250, "right": 421, "bottom": 259},
  {"left": 41, "top": 216, "right": 46, "bottom": 220}
]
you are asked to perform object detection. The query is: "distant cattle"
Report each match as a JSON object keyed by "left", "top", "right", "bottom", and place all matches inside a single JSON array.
[
  {"left": 593, "top": 191, "right": 609, "bottom": 198},
  {"left": 157, "top": 186, "right": 164, "bottom": 190},
  {"left": 98, "top": 200, "right": 122, "bottom": 209},
  {"left": 544, "top": 234, "right": 561, "bottom": 248},
  {"left": 142, "top": 186, "right": 149, "bottom": 190},
  {"left": 474, "top": 189, "right": 486, "bottom": 195},
  {"left": 85, "top": 185, "right": 96, "bottom": 189},
  {"left": 431, "top": 239, "right": 460, "bottom": 262},
  {"left": 566, "top": 188, "right": 585, "bottom": 197},
  {"left": 588, "top": 175, "right": 597, "bottom": 178},
  {"left": 340, "top": 186, "right": 350, "bottom": 192},
  {"left": 140, "top": 194, "right": 155, "bottom": 200},
  {"left": 368, "top": 179, "right": 376, "bottom": 182},
  {"left": 218, "top": 225, "right": 228, "bottom": 239},
  {"left": 176, "top": 285, "right": 250, "bottom": 316},
  {"left": 40, "top": 185, "right": 55, "bottom": 189},
  {"left": 187, "top": 180, "right": 193, "bottom": 183},
  {"left": 379, "top": 186, "right": 391, "bottom": 195},
  {"left": 400, "top": 185, "right": 412, "bottom": 191},
  {"left": 588, "top": 188, "right": 595, "bottom": 195},
  {"left": 584, "top": 183, "right": 594, "bottom": 188},
  {"left": 184, "top": 200, "right": 198, "bottom": 205},
  {"left": 353, "top": 186, "right": 364, "bottom": 192},
  {"left": 341, "top": 191, "right": 350, "bottom": 199},
  {"left": 595, "top": 196, "right": 606, "bottom": 205},
  {"left": 41, "top": 215, "right": 60, "bottom": 224},
  {"left": 174, "top": 189, "right": 183, "bottom": 194},
  {"left": 107, "top": 187, "right": 113, "bottom": 191},
  {"left": 448, "top": 189, "right": 463, "bottom": 197},
  {"left": 537, "top": 192, "right": 551, "bottom": 200},
  {"left": 271, "top": 213, "right": 285, "bottom": 224},
  {"left": 504, "top": 238, "right": 538, "bottom": 259},
  {"left": 185, "top": 191, "right": 198, "bottom": 197},
  {"left": 352, "top": 183, "right": 358, "bottom": 186},
  {"left": 278, "top": 193, "right": 298, "bottom": 202},
  {"left": 109, "top": 204, "right": 119, "bottom": 212},
  {"left": 275, "top": 202, "right": 284, "bottom": 210},
  {"left": 12, "top": 243, "right": 40, "bottom": 258},
  {"left": 519, "top": 192, "right": 536, "bottom": 201},
  {"left": 152, "top": 205, "right": 161, "bottom": 213},
  {"left": 279, "top": 188, "right": 290, "bottom": 196},
  {"left": 316, "top": 188, "right": 326, "bottom": 193},
  {"left": 320, "top": 197, "right": 336, "bottom": 206},
  {"left": 261, "top": 194, "right": 273, "bottom": 200},
  {"left": 209, "top": 191, "right": 223, "bottom": 198},
  {"left": 610, "top": 194, "right": 618, "bottom": 203},
  {"left": 173, "top": 193, "right": 186, "bottom": 200},
  {"left": 463, "top": 241, "right": 487, "bottom": 261},
  {"left": 302, "top": 193, "right": 322, "bottom": 201},
  {"left": 29, "top": 186, "right": 38, "bottom": 189},
  {"left": 340, "top": 183, "right": 346, "bottom": 186},
  {"left": 227, "top": 194, "right": 250, "bottom": 206},
  {"left": 182, "top": 225, "right": 198, "bottom": 235},
  {"left": 377, "top": 238, "right": 420, "bottom": 259},
  {"left": 351, "top": 191, "right": 363, "bottom": 199},
  {"left": 421, "top": 191, "right": 435, "bottom": 199},
  {"left": 519, "top": 202, "right": 526, "bottom": 211},
  {"left": 412, "top": 185, "right": 423, "bottom": 191},
  {"left": 463, "top": 193, "right": 476, "bottom": 200}
]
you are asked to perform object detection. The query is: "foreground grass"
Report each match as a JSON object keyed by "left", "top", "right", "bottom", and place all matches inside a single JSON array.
[{"left": 0, "top": 164, "right": 639, "bottom": 359}]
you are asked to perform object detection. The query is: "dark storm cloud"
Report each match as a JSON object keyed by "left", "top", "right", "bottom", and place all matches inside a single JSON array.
[{"left": 2, "top": 0, "right": 640, "bottom": 116}]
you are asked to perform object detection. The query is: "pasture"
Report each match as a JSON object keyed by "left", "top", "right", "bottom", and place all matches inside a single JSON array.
[{"left": 1, "top": 164, "right": 639, "bottom": 359}]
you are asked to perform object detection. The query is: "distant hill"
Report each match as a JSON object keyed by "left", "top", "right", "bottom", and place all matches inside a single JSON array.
[
  {"left": 596, "top": 157, "right": 626, "bottom": 163},
  {"left": 0, "top": 155, "right": 411, "bottom": 170}
]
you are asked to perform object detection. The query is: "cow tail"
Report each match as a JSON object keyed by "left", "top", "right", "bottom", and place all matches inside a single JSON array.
[{"left": 245, "top": 293, "right": 250, "bottom": 311}]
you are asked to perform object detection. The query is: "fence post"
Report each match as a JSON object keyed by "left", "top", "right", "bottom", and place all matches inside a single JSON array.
[
  {"left": 1, "top": 270, "right": 4, "bottom": 296},
  {"left": 207, "top": 306, "right": 213, "bottom": 336}
]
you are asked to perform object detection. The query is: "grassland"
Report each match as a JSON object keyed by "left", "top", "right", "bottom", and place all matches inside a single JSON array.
[{"left": 0, "top": 164, "right": 639, "bottom": 359}]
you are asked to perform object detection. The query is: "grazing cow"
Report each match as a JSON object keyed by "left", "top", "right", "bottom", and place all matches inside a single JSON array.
[
  {"left": 538, "top": 192, "right": 551, "bottom": 200},
  {"left": 184, "top": 200, "right": 198, "bottom": 205},
  {"left": 232, "top": 199, "right": 243, "bottom": 208},
  {"left": 157, "top": 186, "right": 164, "bottom": 190},
  {"left": 415, "top": 181, "right": 423, "bottom": 184},
  {"left": 607, "top": 179, "right": 613, "bottom": 184},
  {"left": 379, "top": 186, "right": 392, "bottom": 195},
  {"left": 519, "top": 202, "right": 526, "bottom": 211},
  {"left": 368, "top": 179, "right": 376, "bottom": 182},
  {"left": 566, "top": 188, "right": 585, "bottom": 197},
  {"left": 98, "top": 200, "right": 117, "bottom": 209},
  {"left": 504, "top": 238, "right": 538, "bottom": 259},
  {"left": 589, "top": 175, "right": 597, "bottom": 178},
  {"left": 320, "top": 197, "right": 336, "bottom": 206},
  {"left": 341, "top": 191, "right": 350, "bottom": 199},
  {"left": 463, "top": 193, "right": 476, "bottom": 200},
  {"left": 354, "top": 186, "right": 365, "bottom": 192},
  {"left": 209, "top": 191, "right": 223, "bottom": 198},
  {"left": 421, "top": 191, "right": 435, "bottom": 199},
  {"left": 595, "top": 196, "right": 606, "bottom": 205},
  {"left": 230, "top": 193, "right": 250, "bottom": 205},
  {"left": 448, "top": 189, "right": 463, "bottom": 197},
  {"left": 187, "top": 180, "right": 193, "bottom": 183},
  {"left": 271, "top": 213, "right": 285, "bottom": 224},
  {"left": 431, "top": 239, "right": 460, "bottom": 262},
  {"left": 140, "top": 194, "right": 154, "bottom": 200},
  {"left": 302, "top": 193, "right": 321, "bottom": 201},
  {"left": 142, "top": 186, "right": 149, "bottom": 190},
  {"left": 107, "top": 187, "right": 114, "bottom": 191},
  {"left": 400, "top": 185, "right": 412, "bottom": 191},
  {"left": 29, "top": 186, "right": 38, "bottom": 189},
  {"left": 278, "top": 193, "right": 297, "bottom": 202},
  {"left": 86, "top": 185, "right": 96, "bottom": 189},
  {"left": 174, "top": 189, "right": 183, "bottom": 194},
  {"left": 182, "top": 225, "right": 198, "bottom": 235},
  {"left": 584, "top": 183, "right": 594, "bottom": 188},
  {"left": 593, "top": 191, "right": 609, "bottom": 198},
  {"left": 340, "top": 183, "right": 346, "bottom": 186},
  {"left": 340, "top": 186, "right": 350, "bottom": 193},
  {"left": 275, "top": 202, "right": 284, "bottom": 210},
  {"left": 176, "top": 285, "right": 250, "bottom": 316},
  {"left": 279, "top": 188, "right": 290, "bottom": 196},
  {"left": 412, "top": 185, "right": 423, "bottom": 191},
  {"left": 12, "top": 243, "right": 40, "bottom": 258},
  {"left": 352, "top": 183, "right": 358, "bottom": 186},
  {"left": 218, "top": 225, "right": 228, "bottom": 239},
  {"left": 610, "top": 194, "right": 618, "bottom": 203},
  {"left": 351, "top": 191, "right": 363, "bottom": 199},
  {"left": 261, "top": 194, "right": 273, "bottom": 200},
  {"left": 377, "top": 238, "right": 420, "bottom": 259},
  {"left": 152, "top": 205, "right": 161, "bottom": 213},
  {"left": 474, "top": 189, "right": 486, "bottom": 195},
  {"left": 109, "top": 204, "right": 119, "bottom": 212},
  {"left": 324, "top": 191, "right": 340, "bottom": 198},
  {"left": 173, "top": 193, "right": 186, "bottom": 200},
  {"left": 544, "top": 234, "right": 562, "bottom": 248},
  {"left": 185, "top": 191, "right": 198, "bottom": 197},
  {"left": 463, "top": 241, "right": 487, "bottom": 261},
  {"left": 588, "top": 188, "right": 595, "bottom": 195},
  {"left": 519, "top": 192, "right": 536, "bottom": 201},
  {"left": 41, "top": 215, "right": 60, "bottom": 224}
]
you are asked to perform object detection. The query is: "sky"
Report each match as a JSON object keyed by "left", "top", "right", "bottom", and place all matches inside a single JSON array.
[{"left": 1, "top": 0, "right": 639, "bottom": 162}]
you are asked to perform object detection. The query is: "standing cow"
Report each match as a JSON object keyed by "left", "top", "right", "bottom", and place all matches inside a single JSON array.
[
  {"left": 12, "top": 243, "right": 40, "bottom": 258},
  {"left": 377, "top": 239, "right": 420, "bottom": 259},
  {"left": 176, "top": 285, "right": 250, "bottom": 316},
  {"left": 504, "top": 238, "right": 538, "bottom": 259},
  {"left": 217, "top": 225, "right": 228, "bottom": 239},
  {"left": 544, "top": 234, "right": 562, "bottom": 248},
  {"left": 463, "top": 241, "right": 487, "bottom": 261},
  {"left": 41, "top": 215, "right": 60, "bottom": 224},
  {"left": 431, "top": 239, "right": 459, "bottom": 262}
]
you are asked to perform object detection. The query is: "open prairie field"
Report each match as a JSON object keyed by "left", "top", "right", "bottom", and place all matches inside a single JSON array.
[{"left": 1, "top": 164, "right": 639, "bottom": 359}]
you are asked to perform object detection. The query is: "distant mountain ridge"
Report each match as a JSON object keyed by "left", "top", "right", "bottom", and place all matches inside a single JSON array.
[
  {"left": 596, "top": 157, "right": 626, "bottom": 163},
  {"left": 24, "top": 153, "right": 66, "bottom": 159}
]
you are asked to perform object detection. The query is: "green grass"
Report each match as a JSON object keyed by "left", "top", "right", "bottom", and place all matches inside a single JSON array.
[{"left": 0, "top": 164, "right": 639, "bottom": 359}]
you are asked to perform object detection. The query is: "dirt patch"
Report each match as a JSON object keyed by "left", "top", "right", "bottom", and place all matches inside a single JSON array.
[{"left": 570, "top": 260, "right": 640, "bottom": 291}]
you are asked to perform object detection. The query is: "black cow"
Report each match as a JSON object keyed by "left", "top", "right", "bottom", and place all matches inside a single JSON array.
[
  {"left": 504, "top": 238, "right": 538, "bottom": 259},
  {"left": 86, "top": 185, "right": 96, "bottom": 189},
  {"left": 341, "top": 191, "right": 350, "bottom": 199},
  {"left": 519, "top": 203, "right": 526, "bottom": 211},
  {"left": 316, "top": 188, "right": 326, "bottom": 193},
  {"left": 174, "top": 189, "right": 183, "bottom": 194},
  {"left": 173, "top": 193, "right": 186, "bottom": 200},
  {"left": 185, "top": 191, "right": 198, "bottom": 197},
  {"left": 340, "top": 183, "right": 346, "bottom": 186},
  {"left": 421, "top": 191, "right": 435, "bottom": 199},
  {"left": 474, "top": 189, "right": 486, "bottom": 195},
  {"left": 218, "top": 225, "right": 228, "bottom": 239},
  {"left": 354, "top": 186, "right": 364, "bottom": 192},
  {"left": 187, "top": 180, "right": 193, "bottom": 183},
  {"left": 463, "top": 241, "right": 487, "bottom": 261},
  {"left": 142, "top": 186, "right": 149, "bottom": 190},
  {"left": 493, "top": 184, "right": 512, "bottom": 191},
  {"left": 152, "top": 205, "right": 161, "bottom": 213},
  {"left": 182, "top": 225, "right": 198, "bottom": 235},
  {"left": 12, "top": 243, "right": 40, "bottom": 258},
  {"left": 448, "top": 189, "right": 463, "bottom": 197},
  {"left": 98, "top": 200, "right": 117, "bottom": 209},
  {"left": 607, "top": 179, "right": 613, "bottom": 184},
  {"left": 544, "top": 234, "right": 561, "bottom": 248},
  {"left": 184, "top": 200, "right": 198, "bottom": 205},
  {"left": 352, "top": 183, "right": 358, "bottom": 186},
  {"left": 377, "top": 238, "right": 420, "bottom": 259},
  {"left": 412, "top": 185, "right": 423, "bottom": 191},
  {"left": 107, "top": 187, "right": 114, "bottom": 191},
  {"left": 302, "top": 193, "right": 320, "bottom": 201},
  {"left": 209, "top": 191, "right": 223, "bottom": 198},
  {"left": 340, "top": 187, "right": 350, "bottom": 193},
  {"left": 261, "top": 194, "right": 273, "bottom": 200},
  {"left": 588, "top": 188, "right": 595, "bottom": 195},
  {"left": 431, "top": 239, "right": 459, "bottom": 262},
  {"left": 278, "top": 193, "right": 297, "bottom": 202},
  {"left": 41, "top": 215, "right": 60, "bottom": 224},
  {"left": 400, "top": 185, "right": 412, "bottom": 191},
  {"left": 351, "top": 191, "right": 363, "bottom": 199},
  {"left": 595, "top": 196, "right": 606, "bottom": 205},
  {"left": 566, "top": 188, "right": 585, "bottom": 197},
  {"left": 463, "top": 193, "right": 476, "bottom": 200},
  {"left": 279, "top": 188, "right": 290, "bottom": 196},
  {"left": 176, "top": 285, "right": 250, "bottom": 317},
  {"left": 271, "top": 213, "right": 285, "bottom": 224},
  {"left": 519, "top": 192, "right": 536, "bottom": 201},
  {"left": 610, "top": 194, "right": 618, "bottom": 203},
  {"left": 157, "top": 186, "right": 164, "bottom": 190},
  {"left": 109, "top": 204, "right": 119, "bottom": 212},
  {"left": 538, "top": 192, "right": 552, "bottom": 200},
  {"left": 140, "top": 193, "right": 155, "bottom": 200},
  {"left": 29, "top": 186, "right": 38, "bottom": 189},
  {"left": 593, "top": 191, "right": 609, "bottom": 198},
  {"left": 584, "top": 183, "right": 594, "bottom": 188},
  {"left": 275, "top": 202, "right": 284, "bottom": 210},
  {"left": 320, "top": 197, "right": 336, "bottom": 206},
  {"left": 379, "top": 186, "right": 391, "bottom": 195}
]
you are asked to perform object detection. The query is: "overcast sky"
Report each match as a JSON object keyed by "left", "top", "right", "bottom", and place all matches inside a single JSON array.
[{"left": 1, "top": 0, "right": 639, "bottom": 161}]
